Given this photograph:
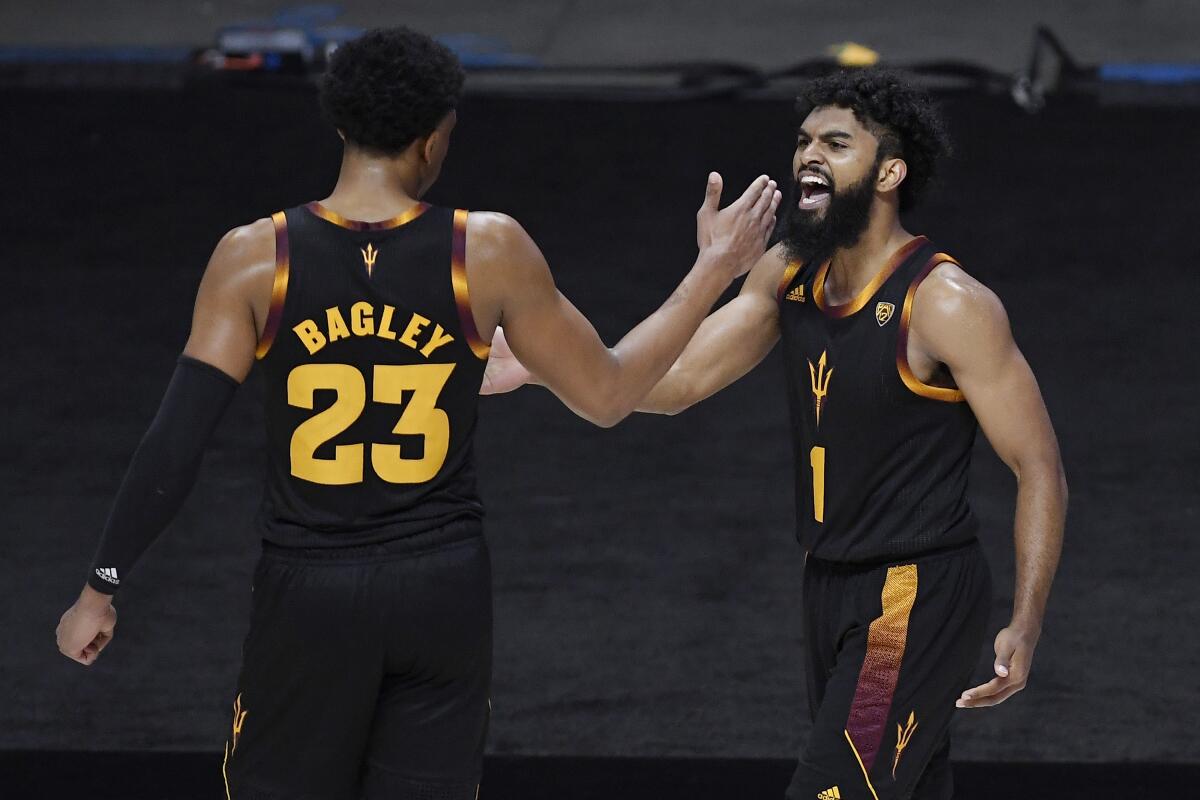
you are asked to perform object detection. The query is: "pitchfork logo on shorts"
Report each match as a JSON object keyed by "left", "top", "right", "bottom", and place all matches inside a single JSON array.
[
  {"left": 876, "top": 301, "right": 895, "bottom": 327},
  {"left": 361, "top": 242, "right": 379, "bottom": 277},
  {"left": 230, "top": 693, "right": 248, "bottom": 753},
  {"left": 892, "top": 710, "right": 918, "bottom": 778},
  {"left": 808, "top": 350, "right": 833, "bottom": 427}
]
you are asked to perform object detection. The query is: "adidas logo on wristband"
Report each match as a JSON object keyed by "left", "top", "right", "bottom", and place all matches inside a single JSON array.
[{"left": 95, "top": 567, "right": 120, "bottom": 586}]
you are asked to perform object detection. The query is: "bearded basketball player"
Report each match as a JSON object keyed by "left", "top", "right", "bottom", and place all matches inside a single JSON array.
[
  {"left": 54, "top": 27, "right": 780, "bottom": 800},
  {"left": 483, "top": 69, "right": 1067, "bottom": 799}
]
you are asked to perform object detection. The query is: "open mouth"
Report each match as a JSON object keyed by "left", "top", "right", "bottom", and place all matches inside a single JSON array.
[{"left": 798, "top": 174, "right": 832, "bottom": 210}]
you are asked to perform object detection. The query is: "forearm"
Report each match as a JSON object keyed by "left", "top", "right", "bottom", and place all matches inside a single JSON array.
[
  {"left": 635, "top": 347, "right": 736, "bottom": 416},
  {"left": 498, "top": 176, "right": 779, "bottom": 423},
  {"left": 1009, "top": 459, "right": 1068, "bottom": 631},
  {"left": 637, "top": 362, "right": 692, "bottom": 415},
  {"left": 635, "top": 291, "right": 780, "bottom": 416},
  {"left": 588, "top": 252, "right": 731, "bottom": 425},
  {"left": 86, "top": 356, "right": 238, "bottom": 594}
]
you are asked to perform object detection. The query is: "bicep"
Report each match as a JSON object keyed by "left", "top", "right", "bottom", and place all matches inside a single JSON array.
[
  {"left": 956, "top": 342, "right": 1058, "bottom": 472},
  {"left": 925, "top": 281, "right": 1058, "bottom": 473},
  {"left": 482, "top": 220, "right": 618, "bottom": 411},
  {"left": 181, "top": 224, "right": 273, "bottom": 382}
]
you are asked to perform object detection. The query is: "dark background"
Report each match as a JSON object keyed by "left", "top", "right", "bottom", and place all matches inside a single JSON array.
[{"left": 1, "top": 83, "right": 1197, "bottom": 767}]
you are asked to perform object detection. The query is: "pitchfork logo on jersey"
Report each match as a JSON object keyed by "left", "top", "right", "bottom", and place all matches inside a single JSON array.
[
  {"left": 876, "top": 301, "right": 895, "bottom": 326},
  {"left": 808, "top": 350, "right": 833, "bottom": 426},
  {"left": 361, "top": 242, "right": 379, "bottom": 277}
]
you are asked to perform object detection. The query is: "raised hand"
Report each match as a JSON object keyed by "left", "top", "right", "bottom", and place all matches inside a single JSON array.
[{"left": 696, "top": 173, "right": 781, "bottom": 280}]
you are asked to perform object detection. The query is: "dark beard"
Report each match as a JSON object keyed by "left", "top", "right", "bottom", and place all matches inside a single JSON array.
[{"left": 778, "top": 170, "right": 877, "bottom": 266}]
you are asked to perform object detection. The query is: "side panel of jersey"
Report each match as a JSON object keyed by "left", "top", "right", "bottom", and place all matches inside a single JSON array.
[
  {"left": 778, "top": 238, "right": 980, "bottom": 563},
  {"left": 255, "top": 204, "right": 489, "bottom": 547}
]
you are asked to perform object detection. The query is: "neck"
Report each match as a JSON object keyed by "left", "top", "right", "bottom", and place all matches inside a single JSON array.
[
  {"left": 322, "top": 146, "right": 424, "bottom": 218},
  {"left": 825, "top": 206, "right": 913, "bottom": 298}
]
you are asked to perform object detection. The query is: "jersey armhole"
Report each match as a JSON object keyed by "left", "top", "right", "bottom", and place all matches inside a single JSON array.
[
  {"left": 254, "top": 211, "right": 291, "bottom": 360},
  {"left": 776, "top": 258, "right": 804, "bottom": 302},
  {"left": 451, "top": 209, "right": 492, "bottom": 361},
  {"left": 896, "top": 253, "right": 967, "bottom": 402}
]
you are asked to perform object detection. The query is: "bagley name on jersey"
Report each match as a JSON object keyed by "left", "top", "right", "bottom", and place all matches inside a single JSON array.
[{"left": 292, "top": 302, "right": 456, "bottom": 359}]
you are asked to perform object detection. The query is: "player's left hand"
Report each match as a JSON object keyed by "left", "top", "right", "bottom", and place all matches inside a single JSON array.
[
  {"left": 480, "top": 327, "right": 533, "bottom": 395},
  {"left": 956, "top": 623, "right": 1039, "bottom": 708}
]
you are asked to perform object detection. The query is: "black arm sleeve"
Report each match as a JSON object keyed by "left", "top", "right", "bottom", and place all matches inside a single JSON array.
[{"left": 86, "top": 355, "right": 240, "bottom": 594}]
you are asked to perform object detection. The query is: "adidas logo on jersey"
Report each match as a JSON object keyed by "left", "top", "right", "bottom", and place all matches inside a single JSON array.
[
  {"left": 786, "top": 284, "right": 806, "bottom": 302},
  {"left": 817, "top": 787, "right": 841, "bottom": 800},
  {"left": 94, "top": 567, "right": 120, "bottom": 586}
]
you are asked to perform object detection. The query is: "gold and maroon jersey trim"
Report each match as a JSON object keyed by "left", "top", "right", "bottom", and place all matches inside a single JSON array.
[
  {"left": 304, "top": 201, "right": 429, "bottom": 231},
  {"left": 451, "top": 209, "right": 491, "bottom": 360},
  {"left": 776, "top": 258, "right": 805, "bottom": 302},
  {"left": 255, "top": 211, "right": 291, "bottom": 360},
  {"left": 896, "top": 253, "right": 967, "bottom": 402},
  {"left": 813, "top": 236, "right": 928, "bottom": 318},
  {"left": 845, "top": 563, "right": 919, "bottom": 782}
]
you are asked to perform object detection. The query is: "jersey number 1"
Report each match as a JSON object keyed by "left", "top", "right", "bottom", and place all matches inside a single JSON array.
[
  {"left": 287, "top": 362, "right": 456, "bottom": 485},
  {"left": 810, "top": 446, "right": 826, "bottom": 523}
]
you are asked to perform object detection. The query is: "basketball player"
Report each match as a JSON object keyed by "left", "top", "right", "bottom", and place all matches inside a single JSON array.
[
  {"left": 54, "top": 27, "right": 781, "bottom": 800},
  {"left": 482, "top": 69, "right": 1067, "bottom": 799}
]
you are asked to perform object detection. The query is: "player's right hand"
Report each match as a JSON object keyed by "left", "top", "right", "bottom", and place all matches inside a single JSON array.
[
  {"left": 56, "top": 586, "right": 117, "bottom": 666},
  {"left": 480, "top": 326, "right": 532, "bottom": 395},
  {"left": 696, "top": 172, "right": 781, "bottom": 280}
]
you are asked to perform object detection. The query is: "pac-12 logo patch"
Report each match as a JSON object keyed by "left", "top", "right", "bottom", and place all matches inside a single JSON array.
[{"left": 876, "top": 301, "right": 895, "bottom": 327}]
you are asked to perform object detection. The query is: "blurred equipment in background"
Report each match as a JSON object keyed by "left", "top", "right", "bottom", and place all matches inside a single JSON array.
[
  {"left": 195, "top": 17, "right": 1200, "bottom": 108},
  {"left": 1, "top": 0, "right": 1196, "bottom": 112},
  {"left": 1013, "top": 25, "right": 1200, "bottom": 110}
]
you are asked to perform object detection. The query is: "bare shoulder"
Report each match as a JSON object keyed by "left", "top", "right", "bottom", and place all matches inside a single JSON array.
[
  {"left": 464, "top": 210, "right": 520, "bottom": 238},
  {"left": 205, "top": 217, "right": 276, "bottom": 286},
  {"left": 464, "top": 211, "right": 540, "bottom": 267},
  {"left": 911, "top": 261, "right": 1012, "bottom": 365},
  {"left": 199, "top": 218, "right": 278, "bottom": 324},
  {"left": 913, "top": 261, "right": 1008, "bottom": 334},
  {"left": 462, "top": 211, "right": 550, "bottom": 334}
]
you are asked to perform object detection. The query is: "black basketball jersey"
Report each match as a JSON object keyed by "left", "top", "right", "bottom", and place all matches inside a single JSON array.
[
  {"left": 777, "top": 236, "right": 979, "bottom": 563},
  {"left": 253, "top": 201, "right": 490, "bottom": 548}
]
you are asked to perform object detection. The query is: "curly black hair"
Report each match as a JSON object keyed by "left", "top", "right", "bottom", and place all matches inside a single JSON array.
[
  {"left": 319, "top": 27, "right": 465, "bottom": 155},
  {"left": 795, "top": 68, "right": 950, "bottom": 211}
]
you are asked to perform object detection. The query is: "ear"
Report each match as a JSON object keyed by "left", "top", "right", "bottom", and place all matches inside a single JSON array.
[
  {"left": 878, "top": 157, "right": 907, "bottom": 194},
  {"left": 420, "top": 130, "right": 440, "bottom": 165}
]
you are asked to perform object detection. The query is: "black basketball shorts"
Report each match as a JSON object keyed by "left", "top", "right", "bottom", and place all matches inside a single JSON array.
[
  {"left": 787, "top": 539, "right": 992, "bottom": 800},
  {"left": 221, "top": 519, "right": 492, "bottom": 800}
]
